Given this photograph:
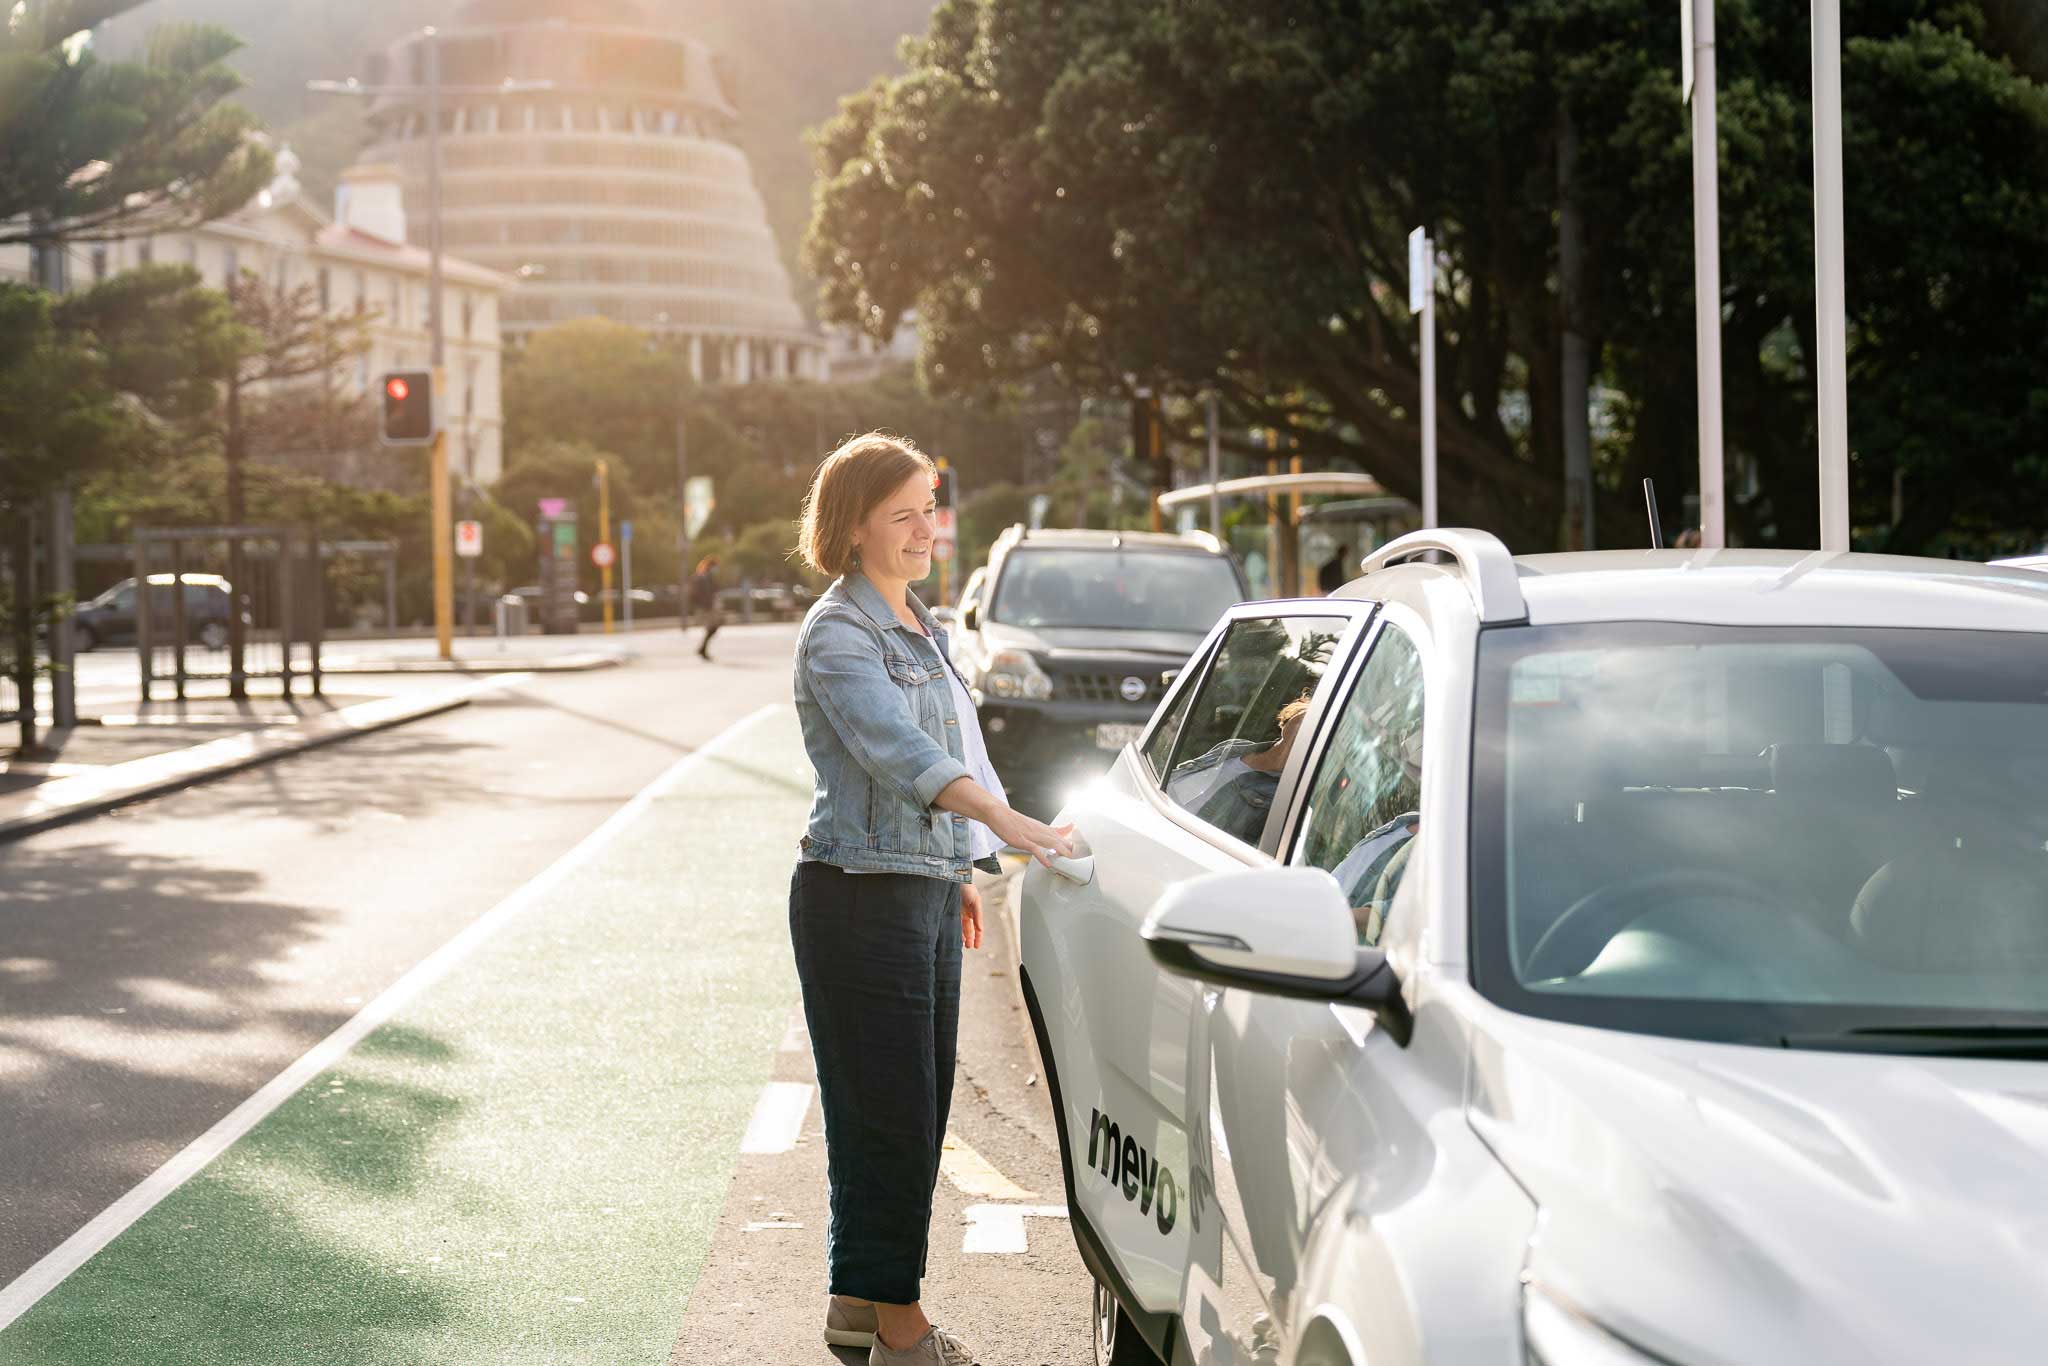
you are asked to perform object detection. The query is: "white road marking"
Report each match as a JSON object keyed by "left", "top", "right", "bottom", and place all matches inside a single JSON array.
[
  {"left": 738, "top": 1082, "right": 815, "bottom": 1155},
  {"left": 961, "top": 1204, "right": 1069, "bottom": 1254},
  {"left": 940, "top": 1134, "right": 1037, "bottom": 1200},
  {"left": 0, "top": 702, "right": 787, "bottom": 1333}
]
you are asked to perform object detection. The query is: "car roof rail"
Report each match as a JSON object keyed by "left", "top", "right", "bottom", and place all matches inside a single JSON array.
[{"left": 1358, "top": 528, "right": 1527, "bottom": 624}]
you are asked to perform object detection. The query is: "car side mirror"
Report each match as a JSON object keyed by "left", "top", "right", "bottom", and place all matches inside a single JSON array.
[
  {"left": 962, "top": 604, "right": 979, "bottom": 631},
  {"left": 1140, "top": 866, "right": 1410, "bottom": 1042}
]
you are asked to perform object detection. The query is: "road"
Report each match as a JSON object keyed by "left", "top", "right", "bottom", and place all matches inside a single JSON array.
[{"left": 0, "top": 622, "right": 1092, "bottom": 1363}]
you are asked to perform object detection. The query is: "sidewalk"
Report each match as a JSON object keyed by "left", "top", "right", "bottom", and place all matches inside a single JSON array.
[{"left": 0, "top": 673, "right": 526, "bottom": 843}]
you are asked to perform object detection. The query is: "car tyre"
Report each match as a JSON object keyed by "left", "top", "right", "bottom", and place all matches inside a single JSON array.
[
  {"left": 1094, "top": 1279, "right": 1164, "bottom": 1366},
  {"left": 72, "top": 623, "right": 97, "bottom": 652},
  {"left": 198, "top": 620, "right": 229, "bottom": 651}
]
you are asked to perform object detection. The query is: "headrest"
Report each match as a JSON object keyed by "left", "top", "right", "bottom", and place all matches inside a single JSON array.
[
  {"left": 1769, "top": 744, "right": 1897, "bottom": 800},
  {"left": 1853, "top": 848, "right": 2048, "bottom": 970}
]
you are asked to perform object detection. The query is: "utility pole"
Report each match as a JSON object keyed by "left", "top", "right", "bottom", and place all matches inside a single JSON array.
[
  {"left": 1205, "top": 392, "right": 1222, "bottom": 536},
  {"left": 310, "top": 36, "right": 551, "bottom": 661},
  {"left": 1812, "top": 0, "right": 1852, "bottom": 550},
  {"left": 596, "top": 457, "right": 614, "bottom": 633},
  {"left": 1558, "top": 105, "right": 1595, "bottom": 550},
  {"left": 1685, "top": 0, "right": 1728, "bottom": 549}
]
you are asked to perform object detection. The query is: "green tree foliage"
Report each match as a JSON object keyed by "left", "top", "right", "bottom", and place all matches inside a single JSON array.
[
  {"left": 0, "top": 2, "right": 272, "bottom": 246},
  {"left": 805, "top": 0, "right": 2048, "bottom": 551}
]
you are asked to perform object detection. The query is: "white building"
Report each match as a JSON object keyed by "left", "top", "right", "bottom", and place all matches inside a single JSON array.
[{"left": 0, "top": 152, "right": 512, "bottom": 485}]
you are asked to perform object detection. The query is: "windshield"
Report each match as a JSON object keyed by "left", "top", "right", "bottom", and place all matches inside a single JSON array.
[
  {"left": 1471, "top": 623, "right": 2048, "bottom": 1048},
  {"left": 989, "top": 548, "right": 1242, "bottom": 633}
]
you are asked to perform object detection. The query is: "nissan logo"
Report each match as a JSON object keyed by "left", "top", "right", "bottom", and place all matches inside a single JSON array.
[{"left": 1119, "top": 675, "right": 1148, "bottom": 703}]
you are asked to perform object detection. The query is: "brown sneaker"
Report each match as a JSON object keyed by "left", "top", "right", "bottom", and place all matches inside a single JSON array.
[
  {"left": 869, "top": 1325, "right": 978, "bottom": 1365},
  {"left": 824, "top": 1295, "right": 878, "bottom": 1348}
]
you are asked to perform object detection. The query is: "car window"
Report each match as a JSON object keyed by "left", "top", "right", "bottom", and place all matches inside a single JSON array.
[
  {"left": 1291, "top": 624, "right": 1425, "bottom": 945},
  {"left": 1141, "top": 642, "right": 1215, "bottom": 782},
  {"left": 1160, "top": 615, "right": 1344, "bottom": 845},
  {"left": 990, "top": 548, "right": 1242, "bottom": 633}
]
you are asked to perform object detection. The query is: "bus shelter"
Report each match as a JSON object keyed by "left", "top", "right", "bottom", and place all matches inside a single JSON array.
[{"left": 1159, "top": 472, "right": 1416, "bottom": 597}]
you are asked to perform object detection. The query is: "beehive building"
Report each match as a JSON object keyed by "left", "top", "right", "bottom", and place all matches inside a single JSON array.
[{"left": 354, "top": 0, "right": 822, "bottom": 382}]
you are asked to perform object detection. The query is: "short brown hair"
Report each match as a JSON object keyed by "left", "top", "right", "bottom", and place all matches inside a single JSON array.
[{"left": 797, "top": 432, "right": 936, "bottom": 576}]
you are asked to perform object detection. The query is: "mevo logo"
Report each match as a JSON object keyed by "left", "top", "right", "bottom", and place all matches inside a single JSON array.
[{"left": 1087, "top": 1108, "right": 1178, "bottom": 1235}]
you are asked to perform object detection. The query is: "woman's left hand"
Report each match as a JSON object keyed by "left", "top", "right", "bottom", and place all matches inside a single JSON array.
[{"left": 962, "top": 881, "right": 983, "bottom": 951}]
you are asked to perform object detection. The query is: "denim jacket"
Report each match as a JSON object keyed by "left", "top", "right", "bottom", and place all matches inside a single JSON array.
[
  {"left": 794, "top": 573, "right": 976, "bottom": 882},
  {"left": 1167, "top": 738, "right": 1281, "bottom": 841}
]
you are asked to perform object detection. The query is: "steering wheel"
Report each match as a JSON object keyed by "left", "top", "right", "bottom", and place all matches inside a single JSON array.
[{"left": 1521, "top": 867, "right": 1806, "bottom": 982}]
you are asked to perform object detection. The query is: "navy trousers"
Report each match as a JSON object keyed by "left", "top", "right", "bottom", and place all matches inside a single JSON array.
[{"left": 788, "top": 860, "right": 962, "bottom": 1305}]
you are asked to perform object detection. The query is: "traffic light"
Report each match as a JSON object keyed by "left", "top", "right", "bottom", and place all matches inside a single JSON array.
[
  {"left": 381, "top": 370, "right": 433, "bottom": 445},
  {"left": 934, "top": 462, "right": 955, "bottom": 509}
]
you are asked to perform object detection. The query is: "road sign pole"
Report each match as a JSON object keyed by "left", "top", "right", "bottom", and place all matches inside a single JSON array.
[
  {"left": 1688, "top": 0, "right": 1728, "bottom": 549},
  {"left": 622, "top": 521, "right": 634, "bottom": 632},
  {"left": 1812, "top": 0, "right": 1851, "bottom": 551},
  {"left": 597, "top": 458, "right": 613, "bottom": 634},
  {"left": 430, "top": 410, "right": 453, "bottom": 660},
  {"left": 1206, "top": 392, "right": 1222, "bottom": 536}
]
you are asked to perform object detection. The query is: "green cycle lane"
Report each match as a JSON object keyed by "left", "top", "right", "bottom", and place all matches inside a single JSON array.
[{"left": 0, "top": 705, "right": 814, "bottom": 1365}]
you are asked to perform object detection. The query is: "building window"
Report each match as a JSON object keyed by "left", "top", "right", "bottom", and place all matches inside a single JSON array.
[
  {"left": 318, "top": 267, "right": 331, "bottom": 312},
  {"left": 91, "top": 245, "right": 107, "bottom": 282},
  {"left": 461, "top": 292, "right": 473, "bottom": 338},
  {"left": 390, "top": 276, "right": 403, "bottom": 326},
  {"left": 138, "top": 238, "right": 154, "bottom": 266},
  {"left": 222, "top": 245, "right": 240, "bottom": 288}
]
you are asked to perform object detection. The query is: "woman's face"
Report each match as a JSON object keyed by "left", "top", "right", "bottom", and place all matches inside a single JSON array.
[{"left": 852, "top": 470, "right": 937, "bottom": 584}]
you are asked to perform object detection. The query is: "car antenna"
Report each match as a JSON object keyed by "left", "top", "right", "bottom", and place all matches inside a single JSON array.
[{"left": 1643, "top": 478, "right": 1665, "bottom": 549}]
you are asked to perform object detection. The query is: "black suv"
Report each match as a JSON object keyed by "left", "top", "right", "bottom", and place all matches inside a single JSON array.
[
  {"left": 950, "top": 526, "right": 1247, "bottom": 816},
  {"left": 71, "top": 575, "right": 239, "bottom": 651}
]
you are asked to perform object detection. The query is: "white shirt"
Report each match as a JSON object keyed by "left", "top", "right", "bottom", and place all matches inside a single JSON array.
[{"left": 941, "top": 654, "right": 1007, "bottom": 860}]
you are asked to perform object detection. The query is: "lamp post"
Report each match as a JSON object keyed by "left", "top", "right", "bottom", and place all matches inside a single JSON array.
[{"left": 311, "top": 40, "right": 551, "bottom": 658}]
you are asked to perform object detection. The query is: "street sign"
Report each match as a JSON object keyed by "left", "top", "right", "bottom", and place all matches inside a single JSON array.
[
  {"left": 591, "top": 542, "right": 616, "bottom": 569},
  {"left": 619, "top": 519, "right": 633, "bottom": 544},
  {"left": 933, "top": 533, "right": 956, "bottom": 563},
  {"left": 455, "top": 520, "right": 483, "bottom": 558},
  {"left": 934, "top": 507, "right": 956, "bottom": 535},
  {"left": 537, "top": 497, "right": 568, "bottom": 520},
  {"left": 1408, "top": 226, "right": 1432, "bottom": 313},
  {"left": 684, "top": 476, "right": 716, "bottom": 539}
]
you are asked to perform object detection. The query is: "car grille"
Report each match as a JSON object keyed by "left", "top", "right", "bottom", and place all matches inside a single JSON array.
[{"left": 1054, "top": 670, "right": 1168, "bottom": 705}]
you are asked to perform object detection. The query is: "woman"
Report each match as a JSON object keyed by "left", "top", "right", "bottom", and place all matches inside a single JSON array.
[
  {"left": 686, "top": 554, "right": 722, "bottom": 659},
  {"left": 790, "top": 433, "right": 1074, "bottom": 1365}
]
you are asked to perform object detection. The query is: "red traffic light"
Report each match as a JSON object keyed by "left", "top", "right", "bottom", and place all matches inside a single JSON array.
[{"left": 385, "top": 376, "right": 410, "bottom": 402}]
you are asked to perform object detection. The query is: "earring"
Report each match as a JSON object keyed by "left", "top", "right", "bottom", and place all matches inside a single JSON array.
[{"left": 850, "top": 546, "right": 862, "bottom": 570}]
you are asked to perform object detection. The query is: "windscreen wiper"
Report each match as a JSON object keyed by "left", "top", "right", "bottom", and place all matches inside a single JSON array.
[{"left": 1782, "top": 1024, "right": 2048, "bottom": 1058}]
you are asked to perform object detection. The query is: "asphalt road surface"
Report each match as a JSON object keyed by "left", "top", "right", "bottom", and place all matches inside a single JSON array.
[{"left": 0, "top": 622, "right": 1094, "bottom": 1364}]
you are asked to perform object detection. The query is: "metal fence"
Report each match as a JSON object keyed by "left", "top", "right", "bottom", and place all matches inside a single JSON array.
[{"left": 133, "top": 527, "right": 324, "bottom": 702}]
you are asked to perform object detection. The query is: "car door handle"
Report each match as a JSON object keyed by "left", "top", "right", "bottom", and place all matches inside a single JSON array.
[{"left": 1046, "top": 853, "right": 1095, "bottom": 886}]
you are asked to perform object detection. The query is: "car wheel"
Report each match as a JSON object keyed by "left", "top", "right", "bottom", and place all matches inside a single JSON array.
[
  {"left": 1094, "top": 1280, "right": 1164, "bottom": 1366},
  {"left": 198, "top": 620, "right": 228, "bottom": 651},
  {"left": 72, "top": 623, "right": 97, "bottom": 652}
]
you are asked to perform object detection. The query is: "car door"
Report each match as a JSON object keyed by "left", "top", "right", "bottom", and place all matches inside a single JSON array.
[
  {"left": 1022, "top": 601, "right": 1370, "bottom": 1335},
  {"left": 1190, "top": 612, "right": 1440, "bottom": 1363}
]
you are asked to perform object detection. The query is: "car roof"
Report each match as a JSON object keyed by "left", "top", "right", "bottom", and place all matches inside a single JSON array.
[
  {"left": 1509, "top": 549, "right": 2048, "bottom": 632},
  {"left": 996, "top": 526, "right": 1224, "bottom": 554}
]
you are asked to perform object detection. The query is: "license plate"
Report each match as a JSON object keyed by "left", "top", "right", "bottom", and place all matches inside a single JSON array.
[{"left": 1095, "top": 723, "right": 1144, "bottom": 750}]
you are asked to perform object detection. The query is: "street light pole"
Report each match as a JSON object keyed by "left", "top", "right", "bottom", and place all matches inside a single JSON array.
[
  {"left": 1812, "top": 0, "right": 1852, "bottom": 551},
  {"left": 1687, "top": 0, "right": 1728, "bottom": 550},
  {"left": 309, "top": 49, "right": 552, "bottom": 660},
  {"left": 1410, "top": 227, "right": 1437, "bottom": 530}
]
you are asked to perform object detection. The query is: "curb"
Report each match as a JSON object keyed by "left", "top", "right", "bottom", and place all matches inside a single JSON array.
[
  {"left": 0, "top": 674, "right": 529, "bottom": 844},
  {"left": 318, "top": 651, "right": 624, "bottom": 675}
]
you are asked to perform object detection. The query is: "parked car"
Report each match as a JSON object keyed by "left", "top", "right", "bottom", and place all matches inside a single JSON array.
[
  {"left": 949, "top": 526, "right": 1247, "bottom": 816},
  {"left": 1023, "top": 529, "right": 2048, "bottom": 1366},
  {"left": 713, "top": 583, "right": 806, "bottom": 621},
  {"left": 71, "top": 574, "right": 241, "bottom": 651}
]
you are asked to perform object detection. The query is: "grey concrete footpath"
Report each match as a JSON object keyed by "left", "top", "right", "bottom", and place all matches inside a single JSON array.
[
  {"left": 0, "top": 673, "right": 530, "bottom": 843},
  {"left": 667, "top": 863, "right": 1092, "bottom": 1366}
]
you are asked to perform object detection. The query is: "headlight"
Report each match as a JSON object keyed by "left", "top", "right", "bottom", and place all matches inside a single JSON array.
[
  {"left": 984, "top": 649, "right": 1053, "bottom": 701},
  {"left": 1523, "top": 1283, "right": 1660, "bottom": 1366}
]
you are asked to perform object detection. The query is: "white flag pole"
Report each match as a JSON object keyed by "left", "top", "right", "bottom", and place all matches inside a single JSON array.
[
  {"left": 1688, "top": 0, "right": 1727, "bottom": 549},
  {"left": 1812, "top": 0, "right": 1851, "bottom": 551}
]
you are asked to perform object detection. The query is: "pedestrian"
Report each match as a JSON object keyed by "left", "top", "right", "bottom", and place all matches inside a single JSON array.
[
  {"left": 686, "top": 554, "right": 722, "bottom": 659},
  {"left": 789, "top": 432, "right": 1075, "bottom": 1365}
]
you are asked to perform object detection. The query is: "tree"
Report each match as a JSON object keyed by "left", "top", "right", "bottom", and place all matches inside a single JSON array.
[
  {"left": 805, "top": 0, "right": 2048, "bottom": 552},
  {"left": 0, "top": 3, "right": 272, "bottom": 247},
  {"left": 0, "top": 265, "right": 238, "bottom": 746}
]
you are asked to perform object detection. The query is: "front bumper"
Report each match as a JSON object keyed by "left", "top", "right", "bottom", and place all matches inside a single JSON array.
[{"left": 980, "top": 699, "right": 1151, "bottom": 806}]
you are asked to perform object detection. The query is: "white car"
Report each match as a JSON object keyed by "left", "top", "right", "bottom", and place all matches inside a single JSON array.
[{"left": 1020, "top": 529, "right": 2048, "bottom": 1366}]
